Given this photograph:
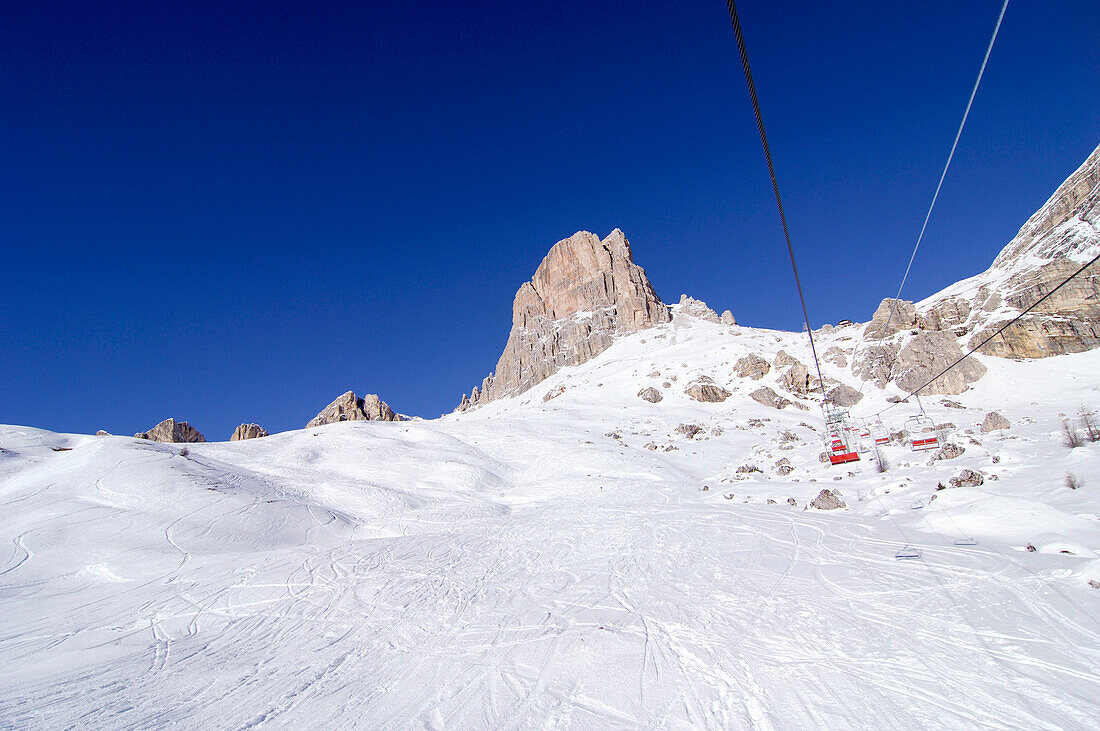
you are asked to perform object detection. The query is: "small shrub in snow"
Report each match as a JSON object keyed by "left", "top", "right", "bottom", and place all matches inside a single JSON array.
[
  {"left": 178, "top": 447, "right": 190, "bottom": 458},
  {"left": 1080, "top": 408, "right": 1100, "bottom": 443},
  {"left": 1065, "top": 472, "right": 1083, "bottom": 490},
  {"left": 874, "top": 444, "right": 890, "bottom": 473},
  {"left": 1062, "top": 420, "right": 1084, "bottom": 448}
]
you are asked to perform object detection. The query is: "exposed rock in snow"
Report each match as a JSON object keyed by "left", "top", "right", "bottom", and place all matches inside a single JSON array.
[
  {"left": 981, "top": 412, "right": 1011, "bottom": 434},
  {"left": 950, "top": 469, "right": 985, "bottom": 488},
  {"left": 751, "top": 387, "right": 792, "bottom": 410},
  {"left": 774, "top": 350, "right": 800, "bottom": 368},
  {"left": 734, "top": 354, "right": 770, "bottom": 380},
  {"left": 460, "top": 229, "right": 669, "bottom": 408},
  {"left": 825, "top": 384, "right": 863, "bottom": 408},
  {"left": 851, "top": 343, "right": 900, "bottom": 389},
  {"left": 720, "top": 310, "right": 737, "bottom": 326},
  {"left": 866, "top": 298, "right": 922, "bottom": 339},
  {"left": 810, "top": 489, "right": 846, "bottom": 510},
  {"left": 231, "top": 423, "right": 268, "bottom": 441},
  {"left": 916, "top": 143, "right": 1100, "bottom": 358},
  {"left": 676, "top": 294, "right": 719, "bottom": 323},
  {"left": 892, "top": 331, "right": 986, "bottom": 395},
  {"left": 307, "top": 391, "right": 396, "bottom": 427},
  {"left": 134, "top": 419, "right": 205, "bottom": 443},
  {"left": 685, "top": 380, "right": 731, "bottom": 403},
  {"left": 95, "top": 430, "right": 109, "bottom": 437},
  {"left": 823, "top": 346, "right": 848, "bottom": 368},
  {"left": 637, "top": 387, "right": 663, "bottom": 403}
]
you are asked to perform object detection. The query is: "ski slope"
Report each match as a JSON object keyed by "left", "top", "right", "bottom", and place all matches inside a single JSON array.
[{"left": 2, "top": 315, "right": 1100, "bottom": 728}]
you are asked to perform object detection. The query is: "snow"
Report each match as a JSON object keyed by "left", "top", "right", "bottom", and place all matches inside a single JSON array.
[{"left": 2, "top": 316, "right": 1100, "bottom": 727}]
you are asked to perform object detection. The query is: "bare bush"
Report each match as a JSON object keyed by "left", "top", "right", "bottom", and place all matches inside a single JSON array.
[
  {"left": 1062, "top": 420, "right": 1084, "bottom": 449},
  {"left": 1080, "top": 408, "right": 1100, "bottom": 443},
  {"left": 874, "top": 444, "right": 890, "bottom": 473},
  {"left": 1066, "top": 472, "right": 1083, "bottom": 490}
]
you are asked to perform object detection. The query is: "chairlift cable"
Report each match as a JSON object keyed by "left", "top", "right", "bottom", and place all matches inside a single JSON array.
[
  {"left": 850, "top": 0, "right": 1011, "bottom": 399},
  {"left": 724, "top": 0, "right": 828, "bottom": 402}
]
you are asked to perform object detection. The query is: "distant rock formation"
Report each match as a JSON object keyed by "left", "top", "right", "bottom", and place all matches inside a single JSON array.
[
  {"left": 459, "top": 229, "right": 669, "bottom": 409},
  {"left": 734, "top": 354, "right": 770, "bottom": 380},
  {"left": 307, "top": 391, "right": 397, "bottom": 427},
  {"left": 676, "top": 295, "right": 720, "bottom": 323},
  {"left": 980, "top": 412, "right": 1010, "bottom": 433},
  {"left": 637, "top": 387, "right": 663, "bottom": 403},
  {"left": 720, "top": 310, "right": 737, "bottom": 326},
  {"left": 135, "top": 419, "right": 205, "bottom": 443},
  {"left": 892, "top": 331, "right": 986, "bottom": 396},
  {"left": 685, "top": 378, "right": 731, "bottom": 403},
  {"left": 231, "top": 423, "right": 268, "bottom": 441}
]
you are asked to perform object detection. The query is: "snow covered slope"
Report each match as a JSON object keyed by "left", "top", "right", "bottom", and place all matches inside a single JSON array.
[{"left": 3, "top": 315, "right": 1100, "bottom": 728}]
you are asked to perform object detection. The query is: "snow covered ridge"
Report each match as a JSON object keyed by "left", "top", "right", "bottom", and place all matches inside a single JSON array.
[{"left": 3, "top": 314, "right": 1100, "bottom": 727}]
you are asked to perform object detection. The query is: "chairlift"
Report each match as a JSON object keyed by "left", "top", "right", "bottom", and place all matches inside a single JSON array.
[
  {"left": 905, "top": 414, "right": 940, "bottom": 452},
  {"left": 823, "top": 406, "right": 860, "bottom": 466},
  {"left": 895, "top": 545, "right": 922, "bottom": 560},
  {"left": 953, "top": 537, "right": 978, "bottom": 547},
  {"left": 870, "top": 417, "right": 890, "bottom": 446}
]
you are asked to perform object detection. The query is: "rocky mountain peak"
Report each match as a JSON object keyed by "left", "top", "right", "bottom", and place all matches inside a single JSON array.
[
  {"left": 307, "top": 391, "right": 397, "bottom": 427},
  {"left": 134, "top": 418, "right": 205, "bottom": 443},
  {"left": 460, "top": 229, "right": 670, "bottom": 409}
]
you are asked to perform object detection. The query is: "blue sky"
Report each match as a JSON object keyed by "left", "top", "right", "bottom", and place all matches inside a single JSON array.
[{"left": 2, "top": 0, "right": 1097, "bottom": 438}]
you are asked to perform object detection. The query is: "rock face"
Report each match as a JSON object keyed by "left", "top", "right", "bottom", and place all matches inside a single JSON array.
[
  {"left": 720, "top": 310, "right": 737, "bottom": 325},
  {"left": 750, "top": 387, "right": 791, "bottom": 410},
  {"left": 685, "top": 380, "right": 731, "bottom": 403},
  {"left": 459, "top": 230, "right": 670, "bottom": 408},
  {"left": 676, "top": 295, "right": 720, "bottom": 323},
  {"left": 637, "top": 387, "right": 663, "bottom": 403},
  {"left": 981, "top": 411, "right": 1010, "bottom": 433},
  {"left": 825, "top": 384, "right": 863, "bottom": 408},
  {"left": 307, "top": 391, "right": 396, "bottom": 427},
  {"left": 810, "top": 489, "right": 846, "bottom": 510},
  {"left": 135, "top": 419, "right": 205, "bottom": 443},
  {"left": 231, "top": 423, "right": 268, "bottom": 441},
  {"left": 734, "top": 354, "right": 770, "bottom": 380},
  {"left": 915, "top": 143, "right": 1100, "bottom": 359},
  {"left": 950, "top": 469, "right": 985, "bottom": 488},
  {"left": 892, "top": 331, "right": 987, "bottom": 396}
]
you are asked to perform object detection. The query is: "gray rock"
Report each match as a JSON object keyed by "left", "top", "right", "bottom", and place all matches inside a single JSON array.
[
  {"left": 676, "top": 424, "right": 703, "bottom": 439},
  {"left": 750, "top": 387, "right": 792, "bottom": 410},
  {"left": 825, "top": 383, "right": 863, "bottom": 408},
  {"left": 823, "top": 346, "right": 848, "bottom": 368},
  {"left": 637, "top": 387, "right": 663, "bottom": 403},
  {"left": 134, "top": 419, "right": 205, "bottom": 443},
  {"left": 734, "top": 354, "right": 770, "bottom": 380},
  {"left": 307, "top": 391, "right": 397, "bottom": 427},
  {"left": 459, "top": 229, "right": 669, "bottom": 409},
  {"left": 935, "top": 443, "right": 965, "bottom": 460},
  {"left": 685, "top": 381, "right": 731, "bottom": 403},
  {"left": 95, "top": 430, "right": 110, "bottom": 437},
  {"left": 810, "top": 489, "right": 846, "bottom": 510},
  {"left": 949, "top": 469, "right": 985, "bottom": 488},
  {"left": 720, "top": 310, "right": 737, "bottom": 325},
  {"left": 231, "top": 423, "right": 268, "bottom": 441},
  {"left": 677, "top": 294, "right": 720, "bottom": 323},
  {"left": 893, "top": 331, "right": 986, "bottom": 395},
  {"left": 980, "top": 411, "right": 1011, "bottom": 433},
  {"left": 774, "top": 350, "right": 801, "bottom": 368}
]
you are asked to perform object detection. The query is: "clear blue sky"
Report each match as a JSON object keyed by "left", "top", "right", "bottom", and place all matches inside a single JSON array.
[{"left": 2, "top": 1, "right": 1097, "bottom": 438}]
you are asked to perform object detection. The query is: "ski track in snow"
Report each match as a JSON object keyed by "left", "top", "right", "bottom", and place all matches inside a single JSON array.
[{"left": 2, "top": 318, "right": 1100, "bottom": 728}]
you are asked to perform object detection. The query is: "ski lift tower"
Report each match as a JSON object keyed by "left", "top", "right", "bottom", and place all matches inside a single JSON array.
[{"left": 824, "top": 406, "right": 860, "bottom": 466}]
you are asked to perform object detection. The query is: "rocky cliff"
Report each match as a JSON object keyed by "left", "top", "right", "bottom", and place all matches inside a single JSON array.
[
  {"left": 135, "top": 419, "right": 206, "bottom": 443},
  {"left": 307, "top": 392, "right": 397, "bottom": 427},
  {"left": 459, "top": 229, "right": 670, "bottom": 408},
  {"left": 917, "top": 143, "right": 1100, "bottom": 359},
  {"left": 851, "top": 144, "right": 1100, "bottom": 395}
]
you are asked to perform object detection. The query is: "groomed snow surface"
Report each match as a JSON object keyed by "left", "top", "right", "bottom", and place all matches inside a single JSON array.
[{"left": 2, "top": 316, "right": 1100, "bottom": 728}]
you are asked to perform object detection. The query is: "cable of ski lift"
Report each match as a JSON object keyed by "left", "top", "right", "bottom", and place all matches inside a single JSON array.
[
  {"left": 724, "top": 0, "right": 854, "bottom": 462},
  {"left": 849, "top": 0, "right": 1011, "bottom": 401}
]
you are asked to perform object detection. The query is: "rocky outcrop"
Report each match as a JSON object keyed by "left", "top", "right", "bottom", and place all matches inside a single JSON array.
[
  {"left": 459, "top": 230, "right": 669, "bottom": 409},
  {"left": 231, "top": 423, "right": 268, "bottom": 441},
  {"left": 810, "top": 489, "right": 846, "bottom": 510},
  {"left": 734, "top": 354, "right": 770, "bottom": 380},
  {"left": 866, "top": 299, "right": 922, "bottom": 339},
  {"left": 135, "top": 419, "right": 205, "bottom": 443},
  {"left": 949, "top": 469, "right": 985, "bottom": 488},
  {"left": 916, "top": 143, "right": 1100, "bottom": 358},
  {"left": 892, "top": 331, "right": 986, "bottom": 396},
  {"left": 825, "top": 384, "right": 863, "bottom": 408},
  {"left": 307, "top": 391, "right": 396, "bottom": 427},
  {"left": 685, "top": 380, "right": 731, "bottom": 403},
  {"left": 851, "top": 343, "right": 899, "bottom": 389},
  {"left": 823, "top": 346, "right": 848, "bottom": 368},
  {"left": 774, "top": 350, "right": 800, "bottom": 368},
  {"left": 720, "top": 310, "right": 737, "bottom": 325},
  {"left": 750, "top": 387, "right": 792, "bottom": 410},
  {"left": 676, "top": 295, "right": 719, "bottom": 323},
  {"left": 637, "top": 387, "right": 663, "bottom": 403},
  {"left": 981, "top": 411, "right": 1010, "bottom": 433}
]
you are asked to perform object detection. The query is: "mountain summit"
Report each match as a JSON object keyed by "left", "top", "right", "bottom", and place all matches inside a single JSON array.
[{"left": 459, "top": 229, "right": 670, "bottom": 409}]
